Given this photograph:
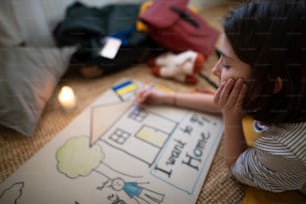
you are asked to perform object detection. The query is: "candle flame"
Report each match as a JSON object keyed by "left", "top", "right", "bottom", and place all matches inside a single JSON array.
[
  {"left": 58, "top": 86, "right": 76, "bottom": 110},
  {"left": 58, "top": 86, "right": 74, "bottom": 101}
]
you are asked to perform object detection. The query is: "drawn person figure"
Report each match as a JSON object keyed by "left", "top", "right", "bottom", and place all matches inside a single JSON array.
[
  {"left": 110, "top": 178, "right": 165, "bottom": 204},
  {"left": 135, "top": 0, "right": 306, "bottom": 195}
]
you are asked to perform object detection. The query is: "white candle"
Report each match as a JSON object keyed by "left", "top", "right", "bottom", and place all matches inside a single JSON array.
[{"left": 58, "top": 86, "right": 77, "bottom": 111}]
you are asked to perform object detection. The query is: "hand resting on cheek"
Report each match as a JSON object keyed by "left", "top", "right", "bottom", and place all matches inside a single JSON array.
[{"left": 214, "top": 78, "right": 248, "bottom": 114}]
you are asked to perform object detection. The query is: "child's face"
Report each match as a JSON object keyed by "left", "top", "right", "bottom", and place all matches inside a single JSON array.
[{"left": 212, "top": 35, "right": 251, "bottom": 85}]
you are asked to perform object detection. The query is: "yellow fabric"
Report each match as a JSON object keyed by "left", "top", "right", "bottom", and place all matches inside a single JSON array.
[
  {"left": 243, "top": 187, "right": 306, "bottom": 204},
  {"left": 242, "top": 115, "right": 263, "bottom": 147},
  {"left": 136, "top": 1, "right": 199, "bottom": 33},
  {"left": 136, "top": 1, "right": 153, "bottom": 32},
  {"left": 242, "top": 116, "right": 306, "bottom": 204},
  {"left": 188, "top": 5, "right": 198, "bottom": 14}
]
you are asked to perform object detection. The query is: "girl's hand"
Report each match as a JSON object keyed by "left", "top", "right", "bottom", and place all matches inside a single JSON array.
[
  {"left": 135, "top": 88, "right": 165, "bottom": 106},
  {"left": 214, "top": 78, "right": 248, "bottom": 114}
]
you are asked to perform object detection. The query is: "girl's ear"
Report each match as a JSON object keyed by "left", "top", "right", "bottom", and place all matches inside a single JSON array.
[{"left": 273, "top": 76, "right": 283, "bottom": 94}]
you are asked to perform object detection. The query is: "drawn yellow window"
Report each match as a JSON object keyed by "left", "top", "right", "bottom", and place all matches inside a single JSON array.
[{"left": 136, "top": 126, "right": 168, "bottom": 148}]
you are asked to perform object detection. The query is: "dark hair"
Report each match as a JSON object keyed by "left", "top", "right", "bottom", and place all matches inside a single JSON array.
[{"left": 223, "top": 0, "right": 306, "bottom": 124}]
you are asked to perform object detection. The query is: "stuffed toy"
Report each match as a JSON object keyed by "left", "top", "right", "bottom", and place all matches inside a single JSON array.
[{"left": 148, "top": 50, "right": 205, "bottom": 84}]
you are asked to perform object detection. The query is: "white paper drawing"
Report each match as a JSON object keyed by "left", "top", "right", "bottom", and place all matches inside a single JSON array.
[{"left": 0, "top": 79, "right": 223, "bottom": 204}]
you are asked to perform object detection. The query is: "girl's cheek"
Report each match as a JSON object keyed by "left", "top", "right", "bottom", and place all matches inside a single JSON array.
[
  {"left": 219, "top": 68, "right": 230, "bottom": 81},
  {"left": 220, "top": 74, "right": 231, "bottom": 85}
]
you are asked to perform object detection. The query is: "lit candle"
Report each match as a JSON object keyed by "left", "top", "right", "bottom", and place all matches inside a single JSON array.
[{"left": 58, "top": 86, "right": 77, "bottom": 111}]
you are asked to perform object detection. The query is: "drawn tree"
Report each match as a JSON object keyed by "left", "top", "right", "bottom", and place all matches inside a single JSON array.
[{"left": 56, "top": 137, "right": 104, "bottom": 178}]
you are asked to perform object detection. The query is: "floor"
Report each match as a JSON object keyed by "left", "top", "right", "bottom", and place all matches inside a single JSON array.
[{"left": 0, "top": 2, "right": 246, "bottom": 203}]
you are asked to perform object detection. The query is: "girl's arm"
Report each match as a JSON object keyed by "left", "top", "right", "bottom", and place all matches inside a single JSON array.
[
  {"left": 171, "top": 92, "right": 220, "bottom": 114},
  {"left": 214, "top": 78, "right": 248, "bottom": 168},
  {"left": 135, "top": 88, "right": 221, "bottom": 114}
]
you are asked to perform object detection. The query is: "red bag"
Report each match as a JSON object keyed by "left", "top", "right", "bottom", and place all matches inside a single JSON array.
[{"left": 139, "top": 0, "right": 219, "bottom": 58}]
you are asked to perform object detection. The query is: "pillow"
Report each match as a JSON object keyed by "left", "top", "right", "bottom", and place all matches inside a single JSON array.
[
  {"left": 0, "top": 0, "right": 24, "bottom": 46},
  {"left": 0, "top": 47, "right": 75, "bottom": 136}
]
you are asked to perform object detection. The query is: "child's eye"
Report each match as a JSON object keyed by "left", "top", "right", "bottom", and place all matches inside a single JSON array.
[{"left": 222, "top": 64, "right": 231, "bottom": 69}]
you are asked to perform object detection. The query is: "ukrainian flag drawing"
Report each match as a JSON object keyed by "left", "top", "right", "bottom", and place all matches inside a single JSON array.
[{"left": 112, "top": 80, "right": 137, "bottom": 99}]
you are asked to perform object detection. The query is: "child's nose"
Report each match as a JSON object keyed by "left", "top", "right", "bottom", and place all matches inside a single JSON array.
[{"left": 211, "top": 59, "right": 221, "bottom": 78}]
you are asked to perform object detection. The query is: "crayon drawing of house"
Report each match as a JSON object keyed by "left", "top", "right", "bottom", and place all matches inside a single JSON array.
[{"left": 90, "top": 101, "right": 179, "bottom": 167}]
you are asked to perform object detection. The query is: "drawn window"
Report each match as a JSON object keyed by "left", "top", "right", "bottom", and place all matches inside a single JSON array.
[
  {"left": 109, "top": 128, "right": 131, "bottom": 145},
  {"left": 128, "top": 109, "right": 147, "bottom": 122},
  {"left": 136, "top": 125, "right": 168, "bottom": 148}
]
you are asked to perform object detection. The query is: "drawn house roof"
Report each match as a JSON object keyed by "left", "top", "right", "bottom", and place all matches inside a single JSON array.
[{"left": 90, "top": 101, "right": 133, "bottom": 146}]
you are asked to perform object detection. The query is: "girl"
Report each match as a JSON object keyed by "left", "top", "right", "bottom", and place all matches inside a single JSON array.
[{"left": 135, "top": 0, "right": 306, "bottom": 194}]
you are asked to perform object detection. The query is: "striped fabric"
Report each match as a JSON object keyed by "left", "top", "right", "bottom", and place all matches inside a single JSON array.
[{"left": 231, "top": 122, "right": 306, "bottom": 194}]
